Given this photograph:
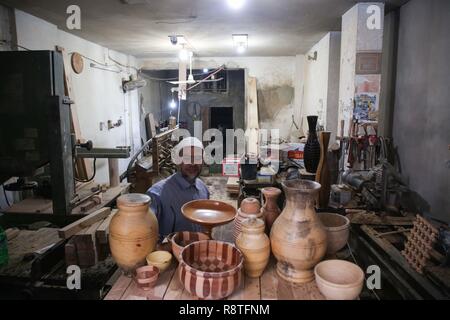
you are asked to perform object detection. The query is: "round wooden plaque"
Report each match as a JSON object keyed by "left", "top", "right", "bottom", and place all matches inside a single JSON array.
[{"left": 71, "top": 52, "right": 84, "bottom": 74}]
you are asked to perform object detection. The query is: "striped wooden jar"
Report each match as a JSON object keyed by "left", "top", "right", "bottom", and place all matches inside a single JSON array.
[
  {"left": 178, "top": 240, "right": 244, "bottom": 300},
  {"left": 233, "top": 197, "right": 263, "bottom": 242}
]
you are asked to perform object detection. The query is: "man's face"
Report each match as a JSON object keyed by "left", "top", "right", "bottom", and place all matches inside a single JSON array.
[{"left": 180, "top": 146, "right": 203, "bottom": 181}]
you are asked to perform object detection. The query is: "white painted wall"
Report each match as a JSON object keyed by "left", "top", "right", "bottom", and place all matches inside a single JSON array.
[
  {"left": 302, "top": 34, "right": 331, "bottom": 130},
  {"left": 14, "top": 10, "right": 142, "bottom": 184},
  {"left": 338, "top": 5, "right": 358, "bottom": 136},
  {"left": 141, "top": 56, "right": 305, "bottom": 141},
  {"left": 338, "top": 3, "right": 384, "bottom": 136},
  {"left": 301, "top": 32, "right": 341, "bottom": 141}
]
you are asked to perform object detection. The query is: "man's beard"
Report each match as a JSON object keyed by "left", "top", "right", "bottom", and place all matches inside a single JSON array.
[{"left": 181, "top": 166, "right": 201, "bottom": 182}]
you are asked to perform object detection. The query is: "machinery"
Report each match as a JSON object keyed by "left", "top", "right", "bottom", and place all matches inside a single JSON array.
[{"left": 0, "top": 50, "right": 130, "bottom": 216}]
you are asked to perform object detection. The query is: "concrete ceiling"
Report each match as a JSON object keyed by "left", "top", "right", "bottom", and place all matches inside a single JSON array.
[{"left": 1, "top": 0, "right": 408, "bottom": 58}]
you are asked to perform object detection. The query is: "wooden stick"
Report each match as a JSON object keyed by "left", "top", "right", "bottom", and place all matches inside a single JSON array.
[{"left": 58, "top": 207, "right": 111, "bottom": 239}]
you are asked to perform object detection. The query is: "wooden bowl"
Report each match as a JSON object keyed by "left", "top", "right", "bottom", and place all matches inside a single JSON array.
[
  {"left": 146, "top": 251, "right": 172, "bottom": 272},
  {"left": 181, "top": 200, "right": 237, "bottom": 237},
  {"left": 170, "top": 231, "right": 210, "bottom": 262},
  {"left": 179, "top": 240, "right": 244, "bottom": 300},
  {"left": 135, "top": 265, "right": 159, "bottom": 290},
  {"left": 318, "top": 213, "right": 350, "bottom": 255},
  {"left": 314, "top": 259, "right": 364, "bottom": 300}
]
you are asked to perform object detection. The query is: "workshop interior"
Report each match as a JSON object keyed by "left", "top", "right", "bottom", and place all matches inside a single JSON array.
[{"left": 0, "top": 0, "right": 449, "bottom": 301}]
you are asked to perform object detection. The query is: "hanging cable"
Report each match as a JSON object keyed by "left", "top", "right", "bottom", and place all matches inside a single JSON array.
[
  {"left": 2, "top": 184, "right": 11, "bottom": 207},
  {"left": 74, "top": 158, "right": 97, "bottom": 183},
  {"left": 187, "top": 65, "right": 225, "bottom": 91}
]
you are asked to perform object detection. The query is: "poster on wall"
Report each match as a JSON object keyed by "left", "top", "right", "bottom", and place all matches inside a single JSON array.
[{"left": 354, "top": 74, "right": 381, "bottom": 121}]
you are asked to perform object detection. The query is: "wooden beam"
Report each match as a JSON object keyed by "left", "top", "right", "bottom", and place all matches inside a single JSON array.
[
  {"left": 347, "top": 211, "right": 415, "bottom": 226},
  {"left": 55, "top": 45, "right": 92, "bottom": 180},
  {"left": 58, "top": 207, "right": 111, "bottom": 239},
  {"left": 246, "top": 76, "right": 259, "bottom": 156},
  {"left": 361, "top": 225, "right": 446, "bottom": 299},
  {"left": 145, "top": 113, "right": 157, "bottom": 140},
  {"left": 95, "top": 209, "right": 118, "bottom": 244}
]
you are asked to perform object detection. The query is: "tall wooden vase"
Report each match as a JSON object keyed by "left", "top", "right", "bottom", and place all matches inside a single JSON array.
[
  {"left": 303, "top": 116, "right": 321, "bottom": 174},
  {"left": 316, "top": 131, "right": 331, "bottom": 209},
  {"left": 270, "top": 180, "right": 327, "bottom": 283},
  {"left": 261, "top": 187, "right": 282, "bottom": 235}
]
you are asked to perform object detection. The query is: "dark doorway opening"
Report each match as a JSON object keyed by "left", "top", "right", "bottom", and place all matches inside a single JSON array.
[{"left": 210, "top": 107, "right": 233, "bottom": 159}]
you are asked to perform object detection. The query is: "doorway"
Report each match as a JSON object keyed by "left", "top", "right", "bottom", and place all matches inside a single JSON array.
[{"left": 210, "top": 107, "right": 233, "bottom": 157}]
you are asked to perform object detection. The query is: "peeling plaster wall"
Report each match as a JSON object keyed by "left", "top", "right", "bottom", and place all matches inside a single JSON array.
[
  {"left": 13, "top": 10, "right": 142, "bottom": 184},
  {"left": 141, "top": 56, "right": 304, "bottom": 141}
]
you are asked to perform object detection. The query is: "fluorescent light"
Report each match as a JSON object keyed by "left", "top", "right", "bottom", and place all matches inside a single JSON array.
[
  {"left": 233, "top": 34, "right": 248, "bottom": 54},
  {"left": 227, "top": 0, "right": 245, "bottom": 9},
  {"left": 236, "top": 44, "right": 246, "bottom": 54},
  {"left": 170, "top": 99, "right": 176, "bottom": 109}
]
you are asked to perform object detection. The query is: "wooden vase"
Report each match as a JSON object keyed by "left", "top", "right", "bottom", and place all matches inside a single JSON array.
[
  {"left": 261, "top": 187, "right": 282, "bottom": 234},
  {"left": 270, "top": 179, "right": 327, "bottom": 283},
  {"left": 315, "top": 131, "right": 331, "bottom": 209},
  {"left": 109, "top": 193, "right": 159, "bottom": 274},
  {"left": 236, "top": 218, "right": 270, "bottom": 278},
  {"left": 304, "top": 116, "right": 321, "bottom": 173},
  {"left": 233, "top": 197, "right": 262, "bottom": 242}
]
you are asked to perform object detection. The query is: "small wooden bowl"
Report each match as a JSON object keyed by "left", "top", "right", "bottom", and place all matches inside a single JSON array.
[
  {"left": 179, "top": 240, "right": 244, "bottom": 300},
  {"left": 314, "top": 259, "right": 364, "bottom": 300},
  {"left": 146, "top": 251, "right": 172, "bottom": 272},
  {"left": 170, "top": 231, "right": 210, "bottom": 262},
  {"left": 134, "top": 265, "right": 159, "bottom": 291}
]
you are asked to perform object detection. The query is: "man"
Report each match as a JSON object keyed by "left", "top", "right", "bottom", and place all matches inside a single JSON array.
[{"left": 147, "top": 137, "right": 209, "bottom": 240}]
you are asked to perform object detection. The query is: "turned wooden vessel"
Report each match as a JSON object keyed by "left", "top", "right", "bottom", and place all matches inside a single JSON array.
[
  {"left": 179, "top": 240, "right": 244, "bottom": 300},
  {"left": 316, "top": 131, "right": 331, "bottom": 208},
  {"left": 261, "top": 187, "right": 282, "bottom": 234},
  {"left": 236, "top": 218, "right": 270, "bottom": 278},
  {"left": 270, "top": 179, "right": 327, "bottom": 283},
  {"left": 233, "top": 197, "right": 262, "bottom": 242},
  {"left": 318, "top": 212, "right": 350, "bottom": 256},
  {"left": 109, "top": 193, "right": 159, "bottom": 274},
  {"left": 170, "top": 231, "right": 210, "bottom": 262}
]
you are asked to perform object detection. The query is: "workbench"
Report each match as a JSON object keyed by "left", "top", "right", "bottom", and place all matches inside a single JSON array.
[{"left": 104, "top": 258, "right": 325, "bottom": 300}]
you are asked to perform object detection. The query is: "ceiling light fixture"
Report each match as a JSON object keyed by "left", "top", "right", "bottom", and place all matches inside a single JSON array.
[
  {"left": 170, "top": 88, "right": 177, "bottom": 109},
  {"left": 232, "top": 34, "right": 248, "bottom": 54},
  {"left": 227, "top": 0, "right": 245, "bottom": 10}
]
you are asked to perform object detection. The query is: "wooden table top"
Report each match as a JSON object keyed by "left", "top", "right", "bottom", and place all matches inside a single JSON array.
[{"left": 104, "top": 257, "right": 325, "bottom": 300}]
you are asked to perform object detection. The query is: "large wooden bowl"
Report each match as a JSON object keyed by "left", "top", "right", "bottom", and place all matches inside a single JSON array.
[
  {"left": 170, "top": 231, "right": 210, "bottom": 262},
  {"left": 179, "top": 240, "right": 244, "bottom": 300},
  {"left": 181, "top": 200, "right": 237, "bottom": 237},
  {"left": 318, "top": 213, "right": 350, "bottom": 256}
]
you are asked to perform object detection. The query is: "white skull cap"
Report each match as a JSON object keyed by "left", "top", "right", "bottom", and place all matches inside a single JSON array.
[{"left": 175, "top": 137, "right": 204, "bottom": 151}]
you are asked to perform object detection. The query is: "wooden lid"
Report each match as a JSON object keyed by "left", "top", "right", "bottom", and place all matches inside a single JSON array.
[{"left": 117, "top": 193, "right": 151, "bottom": 207}]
